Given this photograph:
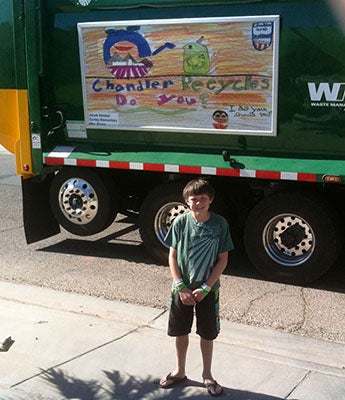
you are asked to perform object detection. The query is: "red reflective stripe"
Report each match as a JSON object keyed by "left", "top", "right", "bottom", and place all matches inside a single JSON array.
[
  {"left": 143, "top": 163, "right": 165, "bottom": 172},
  {"left": 256, "top": 170, "right": 281, "bottom": 180},
  {"left": 77, "top": 159, "right": 96, "bottom": 167},
  {"left": 109, "top": 161, "right": 130, "bottom": 169},
  {"left": 216, "top": 168, "right": 241, "bottom": 177},
  {"left": 44, "top": 156, "right": 320, "bottom": 183},
  {"left": 297, "top": 173, "right": 317, "bottom": 182},
  {"left": 45, "top": 157, "right": 65, "bottom": 165},
  {"left": 179, "top": 165, "right": 202, "bottom": 174}
]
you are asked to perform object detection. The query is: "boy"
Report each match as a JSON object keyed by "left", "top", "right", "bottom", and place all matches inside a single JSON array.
[{"left": 159, "top": 178, "right": 234, "bottom": 397}]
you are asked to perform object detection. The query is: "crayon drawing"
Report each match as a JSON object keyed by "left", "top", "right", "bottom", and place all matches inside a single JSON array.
[{"left": 78, "top": 16, "right": 279, "bottom": 135}]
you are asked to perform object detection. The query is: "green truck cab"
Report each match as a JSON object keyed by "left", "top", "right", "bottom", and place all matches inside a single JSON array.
[{"left": 1, "top": 0, "right": 344, "bottom": 284}]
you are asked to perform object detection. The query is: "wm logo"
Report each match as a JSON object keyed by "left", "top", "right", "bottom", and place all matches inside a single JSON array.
[{"left": 308, "top": 82, "right": 345, "bottom": 102}]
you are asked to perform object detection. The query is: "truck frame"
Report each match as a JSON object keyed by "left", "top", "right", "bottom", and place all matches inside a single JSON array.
[{"left": 1, "top": 0, "right": 345, "bottom": 285}]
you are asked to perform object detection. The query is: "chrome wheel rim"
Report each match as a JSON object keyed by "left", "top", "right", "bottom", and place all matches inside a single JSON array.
[
  {"left": 58, "top": 178, "right": 98, "bottom": 225},
  {"left": 154, "top": 202, "right": 189, "bottom": 246},
  {"left": 263, "top": 213, "right": 315, "bottom": 266}
]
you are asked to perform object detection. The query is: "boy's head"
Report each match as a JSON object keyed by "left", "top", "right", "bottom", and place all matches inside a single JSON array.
[{"left": 183, "top": 179, "right": 215, "bottom": 202}]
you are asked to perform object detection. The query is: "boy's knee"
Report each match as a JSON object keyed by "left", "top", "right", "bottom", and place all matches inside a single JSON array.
[{"left": 196, "top": 329, "right": 219, "bottom": 341}]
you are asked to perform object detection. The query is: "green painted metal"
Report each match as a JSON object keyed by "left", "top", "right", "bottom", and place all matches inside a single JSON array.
[
  {"left": 0, "top": 1, "right": 26, "bottom": 89},
  {"left": 47, "top": 146, "right": 345, "bottom": 175},
  {"left": 44, "top": 0, "right": 345, "bottom": 158},
  {"left": 0, "top": 2, "right": 17, "bottom": 88},
  {"left": 49, "top": 0, "right": 268, "bottom": 8},
  {"left": 1, "top": 0, "right": 345, "bottom": 179},
  {"left": 43, "top": 145, "right": 345, "bottom": 182},
  {"left": 24, "top": 0, "right": 44, "bottom": 175}
]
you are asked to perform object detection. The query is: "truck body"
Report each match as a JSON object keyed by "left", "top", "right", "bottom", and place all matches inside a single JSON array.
[{"left": 1, "top": 0, "right": 345, "bottom": 284}]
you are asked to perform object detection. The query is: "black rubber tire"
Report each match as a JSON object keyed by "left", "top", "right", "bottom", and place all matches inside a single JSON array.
[
  {"left": 49, "top": 167, "right": 118, "bottom": 236},
  {"left": 139, "top": 182, "right": 187, "bottom": 265},
  {"left": 244, "top": 192, "right": 342, "bottom": 285}
]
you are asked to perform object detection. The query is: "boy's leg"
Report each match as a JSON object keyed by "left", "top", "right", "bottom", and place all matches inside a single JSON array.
[
  {"left": 200, "top": 338, "right": 223, "bottom": 396},
  {"left": 160, "top": 292, "right": 193, "bottom": 388},
  {"left": 159, "top": 334, "right": 189, "bottom": 387},
  {"left": 168, "top": 291, "right": 193, "bottom": 376},
  {"left": 174, "top": 334, "right": 189, "bottom": 377},
  {"left": 196, "top": 291, "right": 223, "bottom": 396},
  {"left": 200, "top": 337, "right": 214, "bottom": 381}
]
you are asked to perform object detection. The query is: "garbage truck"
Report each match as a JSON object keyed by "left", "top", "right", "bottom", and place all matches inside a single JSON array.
[{"left": 1, "top": 0, "right": 345, "bottom": 285}]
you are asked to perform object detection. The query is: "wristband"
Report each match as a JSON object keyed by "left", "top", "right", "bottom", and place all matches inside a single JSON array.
[
  {"left": 200, "top": 282, "right": 211, "bottom": 296},
  {"left": 174, "top": 279, "right": 186, "bottom": 292}
]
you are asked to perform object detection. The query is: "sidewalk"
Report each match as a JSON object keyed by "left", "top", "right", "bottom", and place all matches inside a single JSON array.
[
  {"left": 0, "top": 281, "right": 344, "bottom": 400},
  {"left": 0, "top": 145, "right": 9, "bottom": 154}
]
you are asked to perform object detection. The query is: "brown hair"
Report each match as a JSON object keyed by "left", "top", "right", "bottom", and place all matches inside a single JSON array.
[{"left": 182, "top": 178, "right": 215, "bottom": 201}]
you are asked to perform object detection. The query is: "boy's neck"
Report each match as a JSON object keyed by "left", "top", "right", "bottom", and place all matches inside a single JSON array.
[{"left": 192, "top": 210, "right": 211, "bottom": 223}]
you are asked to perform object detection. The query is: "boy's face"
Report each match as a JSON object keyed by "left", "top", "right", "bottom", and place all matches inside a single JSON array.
[{"left": 185, "top": 193, "right": 213, "bottom": 218}]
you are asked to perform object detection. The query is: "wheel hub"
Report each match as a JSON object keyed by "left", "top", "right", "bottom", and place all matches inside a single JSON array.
[
  {"left": 154, "top": 202, "right": 189, "bottom": 246},
  {"left": 59, "top": 178, "right": 98, "bottom": 225},
  {"left": 69, "top": 194, "right": 84, "bottom": 210},
  {"left": 279, "top": 223, "right": 306, "bottom": 248},
  {"left": 264, "top": 214, "right": 315, "bottom": 266}
]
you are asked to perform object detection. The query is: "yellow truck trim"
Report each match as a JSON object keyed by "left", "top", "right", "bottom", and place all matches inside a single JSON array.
[{"left": 0, "top": 89, "right": 34, "bottom": 178}]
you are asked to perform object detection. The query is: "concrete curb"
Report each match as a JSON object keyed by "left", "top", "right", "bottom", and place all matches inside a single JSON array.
[
  {"left": 0, "top": 281, "right": 344, "bottom": 400},
  {"left": 1, "top": 281, "right": 344, "bottom": 376}
]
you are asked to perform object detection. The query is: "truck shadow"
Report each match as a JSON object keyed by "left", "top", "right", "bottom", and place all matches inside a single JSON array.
[{"left": 38, "top": 214, "right": 345, "bottom": 294}]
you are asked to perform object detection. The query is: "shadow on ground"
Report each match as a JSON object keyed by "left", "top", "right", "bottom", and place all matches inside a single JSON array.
[
  {"left": 35, "top": 367, "right": 287, "bottom": 400},
  {"left": 38, "top": 215, "right": 345, "bottom": 294}
]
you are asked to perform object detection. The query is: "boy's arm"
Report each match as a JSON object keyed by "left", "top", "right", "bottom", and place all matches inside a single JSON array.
[
  {"left": 169, "top": 247, "right": 196, "bottom": 306},
  {"left": 193, "top": 251, "right": 228, "bottom": 302},
  {"left": 168, "top": 246, "right": 182, "bottom": 281},
  {"left": 205, "top": 251, "right": 228, "bottom": 288}
]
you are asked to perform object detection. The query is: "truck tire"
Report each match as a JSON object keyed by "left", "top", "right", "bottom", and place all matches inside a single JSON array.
[
  {"left": 139, "top": 182, "right": 188, "bottom": 265},
  {"left": 49, "top": 167, "right": 118, "bottom": 236},
  {"left": 244, "top": 192, "right": 342, "bottom": 285}
]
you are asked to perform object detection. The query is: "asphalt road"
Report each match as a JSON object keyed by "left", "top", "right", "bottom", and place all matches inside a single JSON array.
[{"left": 0, "top": 148, "right": 344, "bottom": 344}]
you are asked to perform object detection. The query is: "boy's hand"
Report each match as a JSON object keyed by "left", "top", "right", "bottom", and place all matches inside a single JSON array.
[
  {"left": 192, "top": 289, "right": 206, "bottom": 303},
  {"left": 179, "top": 288, "right": 197, "bottom": 305}
]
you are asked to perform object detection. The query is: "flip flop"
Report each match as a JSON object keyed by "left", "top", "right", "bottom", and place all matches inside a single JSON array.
[
  {"left": 204, "top": 380, "right": 223, "bottom": 397},
  {"left": 159, "top": 372, "right": 187, "bottom": 389}
]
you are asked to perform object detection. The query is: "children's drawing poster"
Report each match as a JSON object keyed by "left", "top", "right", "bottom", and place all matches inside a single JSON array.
[{"left": 78, "top": 16, "right": 279, "bottom": 136}]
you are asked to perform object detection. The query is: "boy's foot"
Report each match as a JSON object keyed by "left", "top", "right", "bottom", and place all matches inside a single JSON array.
[
  {"left": 159, "top": 372, "right": 187, "bottom": 389},
  {"left": 204, "top": 379, "right": 223, "bottom": 397}
]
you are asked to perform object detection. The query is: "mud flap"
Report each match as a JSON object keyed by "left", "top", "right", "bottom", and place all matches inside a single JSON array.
[{"left": 22, "top": 175, "right": 60, "bottom": 244}]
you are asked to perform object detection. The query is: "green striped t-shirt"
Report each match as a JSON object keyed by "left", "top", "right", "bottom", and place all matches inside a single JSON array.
[{"left": 165, "top": 212, "right": 234, "bottom": 291}]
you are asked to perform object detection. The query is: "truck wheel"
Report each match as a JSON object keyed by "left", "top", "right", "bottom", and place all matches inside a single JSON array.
[
  {"left": 49, "top": 168, "right": 118, "bottom": 236},
  {"left": 244, "top": 192, "right": 342, "bottom": 285},
  {"left": 139, "top": 182, "right": 188, "bottom": 265}
]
